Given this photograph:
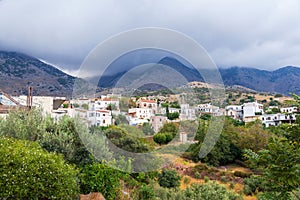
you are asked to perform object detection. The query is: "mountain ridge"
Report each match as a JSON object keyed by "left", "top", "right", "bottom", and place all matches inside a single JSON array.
[
  {"left": 0, "top": 51, "right": 75, "bottom": 96},
  {"left": 1, "top": 51, "right": 300, "bottom": 96}
]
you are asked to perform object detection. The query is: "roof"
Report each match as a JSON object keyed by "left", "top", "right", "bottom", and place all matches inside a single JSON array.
[
  {"left": 97, "top": 109, "right": 110, "bottom": 113},
  {"left": 140, "top": 99, "right": 156, "bottom": 103}
]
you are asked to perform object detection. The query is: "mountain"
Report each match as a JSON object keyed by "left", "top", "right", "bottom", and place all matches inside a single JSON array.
[
  {"left": 220, "top": 66, "right": 300, "bottom": 95},
  {"left": 96, "top": 56, "right": 300, "bottom": 95},
  {"left": 0, "top": 51, "right": 75, "bottom": 96},
  {"left": 1, "top": 51, "right": 300, "bottom": 96},
  {"left": 157, "top": 57, "right": 300, "bottom": 95},
  {"left": 157, "top": 57, "right": 203, "bottom": 82}
]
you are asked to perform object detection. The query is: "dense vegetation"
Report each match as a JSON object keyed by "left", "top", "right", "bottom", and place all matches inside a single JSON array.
[{"left": 0, "top": 95, "right": 300, "bottom": 199}]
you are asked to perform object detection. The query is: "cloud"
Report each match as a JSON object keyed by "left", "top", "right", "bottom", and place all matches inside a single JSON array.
[{"left": 0, "top": 0, "right": 300, "bottom": 75}]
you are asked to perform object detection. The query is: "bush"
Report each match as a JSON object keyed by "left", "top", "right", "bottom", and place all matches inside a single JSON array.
[
  {"left": 204, "top": 176, "right": 210, "bottom": 183},
  {"left": 164, "top": 132, "right": 174, "bottom": 143},
  {"left": 79, "top": 163, "right": 122, "bottom": 200},
  {"left": 233, "top": 170, "right": 252, "bottom": 178},
  {"left": 221, "top": 176, "right": 227, "bottom": 183},
  {"left": 158, "top": 169, "right": 181, "bottom": 188},
  {"left": 184, "top": 182, "right": 241, "bottom": 200},
  {"left": 183, "top": 176, "right": 191, "bottom": 185},
  {"left": 137, "top": 185, "right": 155, "bottom": 200},
  {"left": 243, "top": 175, "right": 265, "bottom": 195},
  {"left": 230, "top": 182, "right": 235, "bottom": 189},
  {"left": 0, "top": 137, "right": 79, "bottom": 199},
  {"left": 195, "top": 172, "right": 201, "bottom": 179}
]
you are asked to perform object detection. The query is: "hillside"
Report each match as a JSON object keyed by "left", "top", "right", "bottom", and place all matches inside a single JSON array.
[
  {"left": 220, "top": 66, "right": 300, "bottom": 95},
  {"left": 0, "top": 51, "right": 75, "bottom": 96},
  {"left": 158, "top": 57, "right": 300, "bottom": 95},
  {"left": 1, "top": 51, "right": 300, "bottom": 96}
]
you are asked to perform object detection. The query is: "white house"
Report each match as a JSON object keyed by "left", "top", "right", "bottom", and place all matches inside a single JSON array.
[
  {"left": 280, "top": 106, "right": 298, "bottom": 114},
  {"left": 242, "top": 101, "right": 264, "bottom": 121},
  {"left": 94, "top": 98, "right": 119, "bottom": 111},
  {"left": 226, "top": 105, "right": 243, "bottom": 120},
  {"left": 260, "top": 113, "right": 297, "bottom": 127},
  {"left": 136, "top": 99, "right": 157, "bottom": 113},
  {"left": 180, "top": 104, "right": 196, "bottom": 120},
  {"left": 198, "top": 103, "right": 220, "bottom": 115},
  {"left": 128, "top": 108, "right": 154, "bottom": 120},
  {"left": 129, "top": 118, "right": 149, "bottom": 126}
]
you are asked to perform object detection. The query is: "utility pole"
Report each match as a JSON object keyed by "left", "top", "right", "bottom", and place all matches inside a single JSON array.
[{"left": 27, "top": 86, "right": 33, "bottom": 111}]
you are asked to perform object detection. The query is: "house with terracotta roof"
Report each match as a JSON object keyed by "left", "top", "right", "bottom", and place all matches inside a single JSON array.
[{"left": 136, "top": 99, "right": 157, "bottom": 113}]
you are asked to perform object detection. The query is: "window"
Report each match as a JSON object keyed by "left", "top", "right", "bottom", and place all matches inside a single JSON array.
[{"left": 103, "top": 120, "right": 105, "bottom": 124}]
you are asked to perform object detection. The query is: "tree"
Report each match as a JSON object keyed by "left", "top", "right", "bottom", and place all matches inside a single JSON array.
[
  {"left": 153, "top": 133, "right": 167, "bottom": 145},
  {"left": 142, "top": 123, "right": 154, "bottom": 135},
  {"left": 0, "top": 109, "right": 44, "bottom": 141},
  {"left": 237, "top": 121, "right": 271, "bottom": 152},
  {"left": 0, "top": 137, "right": 79, "bottom": 199},
  {"left": 158, "top": 122, "right": 179, "bottom": 137},
  {"left": 79, "top": 163, "right": 122, "bottom": 200},
  {"left": 168, "top": 112, "right": 179, "bottom": 120},
  {"left": 118, "top": 124, "right": 144, "bottom": 138},
  {"left": 244, "top": 138, "right": 300, "bottom": 199},
  {"left": 158, "top": 169, "right": 181, "bottom": 188},
  {"left": 0, "top": 110, "right": 110, "bottom": 166},
  {"left": 189, "top": 118, "right": 242, "bottom": 166},
  {"left": 107, "top": 103, "right": 117, "bottom": 111},
  {"left": 105, "top": 126, "right": 149, "bottom": 153},
  {"left": 114, "top": 114, "right": 129, "bottom": 125}
]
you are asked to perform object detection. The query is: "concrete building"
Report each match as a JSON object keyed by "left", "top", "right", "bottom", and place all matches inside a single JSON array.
[
  {"left": 94, "top": 98, "right": 119, "bottom": 111},
  {"left": 136, "top": 99, "right": 157, "bottom": 113},
  {"left": 260, "top": 113, "right": 297, "bottom": 127},
  {"left": 14, "top": 95, "right": 66, "bottom": 115},
  {"left": 242, "top": 102, "right": 264, "bottom": 117},
  {"left": 128, "top": 108, "right": 154, "bottom": 120},
  {"left": 280, "top": 106, "right": 298, "bottom": 114},
  {"left": 150, "top": 115, "right": 168, "bottom": 133},
  {"left": 180, "top": 104, "right": 196, "bottom": 120},
  {"left": 226, "top": 105, "right": 243, "bottom": 120},
  {"left": 197, "top": 103, "right": 220, "bottom": 115}
]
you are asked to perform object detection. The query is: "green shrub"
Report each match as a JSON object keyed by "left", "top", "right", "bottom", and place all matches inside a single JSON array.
[
  {"left": 221, "top": 176, "right": 227, "bottom": 183},
  {"left": 153, "top": 133, "right": 166, "bottom": 145},
  {"left": 0, "top": 137, "right": 79, "bottom": 199},
  {"left": 243, "top": 175, "right": 265, "bottom": 195},
  {"left": 184, "top": 182, "right": 241, "bottom": 200},
  {"left": 183, "top": 176, "right": 191, "bottom": 185},
  {"left": 137, "top": 185, "right": 155, "bottom": 200},
  {"left": 164, "top": 132, "right": 174, "bottom": 143},
  {"left": 230, "top": 182, "right": 235, "bottom": 189},
  {"left": 195, "top": 172, "right": 201, "bottom": 179},
  {"left": 233, "top": 170, "right": 252, "bottom": 178},
  {"left": 158, "top": 169, "right": 181, "bottom": 188},
  {"left": 79, "top": 163, "right": 121, "bottom": 200},
  {"left": 204, "top": 176, "right": 210, "bottom": 183}
]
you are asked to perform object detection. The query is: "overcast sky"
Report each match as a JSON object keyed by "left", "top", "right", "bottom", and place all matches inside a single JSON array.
[{"left": 1, "top": 0, "right": 300, "bottom": 76}]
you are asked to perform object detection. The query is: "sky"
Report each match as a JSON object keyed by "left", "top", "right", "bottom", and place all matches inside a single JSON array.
[{"left": 0, "top": 0, "right": 300, "bottom": 76}]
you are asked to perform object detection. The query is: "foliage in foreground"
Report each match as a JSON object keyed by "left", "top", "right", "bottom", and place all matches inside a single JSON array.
[
  {"left": 158, "top": 169, "right": 181, "bottom": 188},
  {"left": 0, "top": 137, "right": 79, "bottom": 199},
  {"left": 145, "top": 181, "right": 242, "bottom": 200},
  {"left": 79, "top": 163, "right": 122, "bottom": 200}
]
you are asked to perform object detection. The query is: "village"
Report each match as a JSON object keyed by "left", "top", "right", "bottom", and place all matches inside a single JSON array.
[{"left": 1, "top": 86, "right": 298, "bottom": 135}]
